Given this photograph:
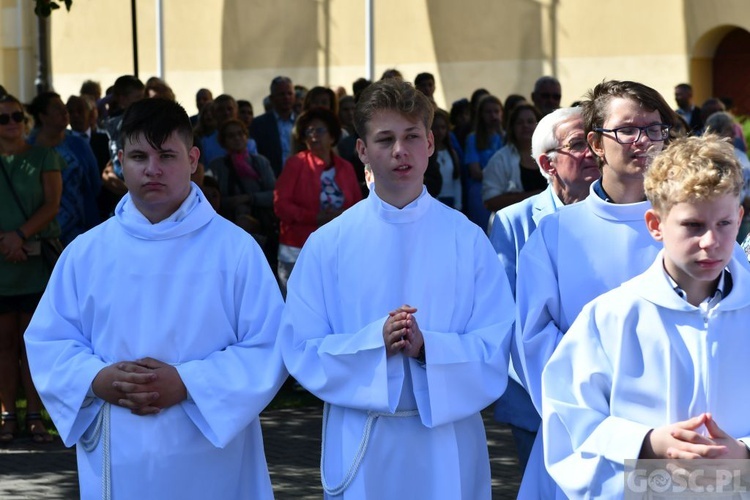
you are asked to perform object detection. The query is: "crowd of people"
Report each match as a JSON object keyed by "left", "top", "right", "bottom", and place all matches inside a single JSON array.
[{"left": 2, "top": 69, "right": 750, "bottom": 499}]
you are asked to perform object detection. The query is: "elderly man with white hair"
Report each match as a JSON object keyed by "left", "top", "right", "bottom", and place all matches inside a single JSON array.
[
  {"left": 488, "top": 106, "right": 599, "bottom": 474},
  {"left": 489, "top": 107, "right": 600, "bottom": 295}
]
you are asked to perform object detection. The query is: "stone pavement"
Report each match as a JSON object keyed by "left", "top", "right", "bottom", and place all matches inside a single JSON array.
[{"left": 0, "top": 405, "right": 521, "bottom": 499}]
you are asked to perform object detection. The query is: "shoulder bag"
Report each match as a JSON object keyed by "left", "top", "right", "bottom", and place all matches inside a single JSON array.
[{"left": 0, "top": 155, "right": 63, "bottom": 271}]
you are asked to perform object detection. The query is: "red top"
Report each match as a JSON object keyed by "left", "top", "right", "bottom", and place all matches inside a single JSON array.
[{"left": 274, "top": 150, "right": 362, "bottom": 248}]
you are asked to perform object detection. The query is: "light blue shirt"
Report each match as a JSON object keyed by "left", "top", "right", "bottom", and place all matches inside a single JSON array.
[{"left": 274, "top": 111, "right": 295, "bottom": 165}]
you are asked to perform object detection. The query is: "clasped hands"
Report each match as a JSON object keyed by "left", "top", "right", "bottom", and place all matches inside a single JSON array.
[
  {"left": 0, "top": 232, "right": 28, "bottom": 263},
  {"left": 641, "top": 413, "right": 750, "bottom": 460},
  {"left": 382, "top": 304, "right": 424, "bottom": 358},
  {"left": 92, "top": 357, "right": 187, "bottom": 416}
]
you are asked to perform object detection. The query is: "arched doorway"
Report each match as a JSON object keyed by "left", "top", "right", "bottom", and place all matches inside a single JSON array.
[{"left": 713, "top": 28, "right": 750, "bottom": 116}]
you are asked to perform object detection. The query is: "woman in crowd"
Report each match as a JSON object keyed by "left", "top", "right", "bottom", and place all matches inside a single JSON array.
[
  {"left": 193, "top": 103, "right": 217, "bottom": 159},
  {"left": 503, "top": 94, "right": 527, "bottom": 129},
  {"left": 294, "top": 87, "right": 340, "bottom": 154},
  {"left": 144, "top": 76, "right": 176, "bottom": 101},
  {"left": 432, "top": 109, "right": 462, "bottom": 210},
  {"left": 338, "top": 95, "right": 356, "bottom": 137},
  {"left": 207, "top": 119, "right": 276, "bottom": 259},
  {"left": 29, "top": 92, "right": 100, "bottom": 246},
  {"left": 303, "top": 86, "right": 339, "bottom": 116},
  {"left": 464, "top": 94, "right": 504, "bottom": 228},
  {"left": 482, "top": 103, "right": 544, "bottom": 213},
  {"left": 704, "top": 111, "right": 750, "bottom": 241},
  {"left": 0, "top": 94, "right": 63, "bottom": 443},
  {"left": 274, "top": 108, "right": 361, "bottom": 296},
  {"left": 237, "top": 99, "right": 254, "bottom": 131},
  {"left": 449, "top": 98, "right": 471, "bottom": 154}
]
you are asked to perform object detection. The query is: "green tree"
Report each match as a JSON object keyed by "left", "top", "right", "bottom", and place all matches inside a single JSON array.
[{"left": 34, "top": 0, "right": 72, "bottom": 17}]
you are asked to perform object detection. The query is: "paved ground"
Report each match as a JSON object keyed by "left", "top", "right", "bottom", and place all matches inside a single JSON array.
[{"left": 0, "top": 405, "right": 521, "bottom": 499}]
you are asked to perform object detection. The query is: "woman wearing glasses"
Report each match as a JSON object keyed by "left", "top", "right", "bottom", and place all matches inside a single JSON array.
[
  {"left": 207, "top": 118, "right": 277, "bottom": 263},
  {"left": 274, "top": 108, "right": 361, "bottom": 295},
  {"left": 0, "top": 94, "right": 63, "bottom": 444},
  {"left": 482, "top": 103, "right": 543, "bottom": 214}
]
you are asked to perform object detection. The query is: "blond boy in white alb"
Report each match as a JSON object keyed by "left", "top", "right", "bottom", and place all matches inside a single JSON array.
[{"left": 542, "top": 135, "right": 750, "bottom": 498}]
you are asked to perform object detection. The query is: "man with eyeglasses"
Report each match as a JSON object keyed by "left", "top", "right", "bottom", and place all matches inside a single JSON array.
[
  {"left": 531, "top": 76, "right": 562, "bottom": 117},
  {"left": 487, "top": 106, "right": 599, "bottom": 477},
  {"left": 490, "top": 106, "right": 599, "bottom": 296}
]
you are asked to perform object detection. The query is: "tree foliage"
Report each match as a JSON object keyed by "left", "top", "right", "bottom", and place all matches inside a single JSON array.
[{"left": 34, "top": 0, "right": 73, "bottom": 17}]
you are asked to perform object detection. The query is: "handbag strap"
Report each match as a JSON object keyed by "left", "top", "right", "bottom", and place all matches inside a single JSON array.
[{"left": 0, "top": 156, "right": 31, "bottom": 220}]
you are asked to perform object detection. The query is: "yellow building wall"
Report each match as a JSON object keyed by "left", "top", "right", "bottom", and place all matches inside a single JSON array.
[
  {"left": 2, "top": 0, "right": 748, "bottom": 116},
  {"left": 1, "top": 0, "right": 38, "bottom": 103}
]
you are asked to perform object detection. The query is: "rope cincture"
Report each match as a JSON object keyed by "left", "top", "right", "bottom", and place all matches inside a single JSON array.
[
  {"left": 80, "top": 402, "right": 111, "bottom": 500},
  {"left": 320, "top": 402, "right": 419, "bottom": 496}
]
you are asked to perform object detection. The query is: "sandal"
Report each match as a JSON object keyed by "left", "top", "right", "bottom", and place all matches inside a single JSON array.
[
  {"left": 25, "top": 412, "right": 53, "bottom": 444},
  {"left": 0, "top": 412, "right": 18, "bottom": 444}
]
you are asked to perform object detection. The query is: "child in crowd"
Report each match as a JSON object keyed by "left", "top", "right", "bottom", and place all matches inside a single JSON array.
[
  {"left": 280, "top": 78, "right": 514, "bottom": 499},
  {"left": 431, "top": 108, "right": 462, "bottom": 210},
  {"left": 542, "top": 134, "right": 750, "bottom": 498}
]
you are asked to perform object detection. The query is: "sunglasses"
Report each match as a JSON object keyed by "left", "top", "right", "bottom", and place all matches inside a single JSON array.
[{"left": 0, "top": 112, "right": 25, "bottom": 125}]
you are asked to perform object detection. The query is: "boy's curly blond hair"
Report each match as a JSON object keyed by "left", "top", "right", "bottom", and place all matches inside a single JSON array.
[{"left": 644, "top": 134, "right": 742, "bottom": 214}]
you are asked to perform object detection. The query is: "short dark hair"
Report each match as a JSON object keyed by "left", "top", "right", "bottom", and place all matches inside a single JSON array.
[
  {"left": 533, "top": 76, "right": 561, "bottom": 93},
  {"left": 121, "top": 98, "right": 193, "bottom": 150},
  {"left": 80, "top": 80, "right": 101, "bottom": 97},
  {"left": 113, "top": 75, "right": 145, "bottom": 97},
  {"left": 414, "top": 72, "right": 434, "bottom": 86},
  {"left": 503, "top": 94, "right": 528, "bottom": 129},
  {"left": 29, "top": 91, "right": 61, "bottom": 128},
  {"left": 213, "top": 94, "right": 236, "bottom": 107},
  {"left": 352, "top": 78, "right": 372, "bottom": 102},
  {"left": 270, "top": 76, "right": 292, "bottom": 94},
  {"left": 449, "top": 98, "right": 470, "bottom": 127},
  {"left": 354, "top": 79, "right": 434, "bottom": 140},
  {"left": 237, "top": 99, "right": 253, "bottom": 112},
  {"left": 303, "top": 86, "right": 338, "bottom": 115},
  {"left": 294, "top": 107, "right": 342, "bottom": 146},
  {"left": 380, "top": 68, "right": 403, "bottom": 81}
]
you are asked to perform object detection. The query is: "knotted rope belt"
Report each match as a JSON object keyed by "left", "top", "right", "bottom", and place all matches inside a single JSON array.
[
  {"left": 320, "top": 402, "right": 419, "bottom": 496},
  {"left": 80, "top": 402, "right": 112, "bottom": 500}
]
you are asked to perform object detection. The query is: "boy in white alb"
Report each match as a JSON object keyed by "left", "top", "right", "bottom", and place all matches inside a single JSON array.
[
  {"left": 542, "top": 134, "right": 750, "bottom": 498},
  {"left": 280, "top": 79, "right": 514, "bottom": 499},
  {"left": 24, "top": 99, "right": 287, "bottom": 499}
]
